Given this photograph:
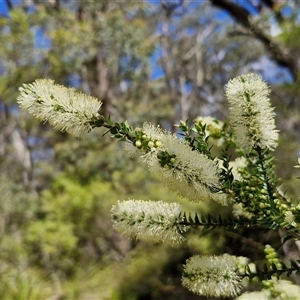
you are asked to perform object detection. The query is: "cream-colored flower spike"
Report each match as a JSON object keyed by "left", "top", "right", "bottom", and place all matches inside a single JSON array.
[
  {"left": 17, "top": 79, "right": 102, "bottom": 137},
  {"left": 226, "top": 73, "right": 278, "bottom": 153},
  {"left": 142, "top": 123, "right": 229, "bottom": 205},
  {"left": 235, "top": 291, "right": 270, "bottom": 300},
  {"left": 111, "top": 199, "right": 186, "bottom": 245},
  {"left": 237, "top": 277, "right": 300, "bottom": 300},
  {"left": 182, "top": 254, "right": 244, "bottom": 297}
]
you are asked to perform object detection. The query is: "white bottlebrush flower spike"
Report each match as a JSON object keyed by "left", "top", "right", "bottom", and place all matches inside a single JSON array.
[
  {"left": 141, "top": 123, "right": 229, "bottom": 205},
  {"left": 263, "top": 277, "right": 300, "bottom": 300},
  {"left": 229, "top": 157, "right": 247, "bottom": 182},
  {"left": 236, "top": 291, "right": 271, "bottom": 300},
  {"left": 274, "top": 279, "right": 300, "bottom": 299},
  {"left": 17, "top": 79, "right": 102, "bottom": 137},
  {"left": 182, "top": 254, "right": 244, "bottom": 297},
  {"left": 226, "top": 73, "right": 278, "bottom": 153},
  {"left": 110, "top": 199, "right": 186, "bottom": 245}
]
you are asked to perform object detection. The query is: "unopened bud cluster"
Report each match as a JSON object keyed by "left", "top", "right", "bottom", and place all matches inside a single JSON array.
[
  {"left": 234, "top": 170, "right": 273, "bottom": 216},
  {"left": 193, "top": 116, "right": 223, "bottom": 140},
  {"left": 133, "top": 128, "right": 162, "bottom": 152},
  {"left": 272, "top": 194, "right": 300, "bottom": 228},
  {"left": 264, "top": 245, "right": 282, "bottom": 271}
]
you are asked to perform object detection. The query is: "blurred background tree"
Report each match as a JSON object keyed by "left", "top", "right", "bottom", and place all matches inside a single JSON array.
[{"left": 0, "top": 0, "right": 300, "bottom": 299}]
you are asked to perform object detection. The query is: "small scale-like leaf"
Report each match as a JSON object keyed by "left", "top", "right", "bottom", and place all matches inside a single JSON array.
[
  {"left": 94, "top": 116, "right": 105, "bottom": 127},
  {"left": 181, "top": 212, "right": 187, "bottom": 223},
  {"left": 207, "top": 214, "right": 212, "bottom": 224},
  {"left": 102, "top": 129, "right": 111, "bottom": 136},
  {"left": 188, "top": 213, "right": 194, "bottom": 223},
  {"left": 107, "top": 115, "right": 113, "bottom": 125},
  {"left": 194, "top": 213, "right": 201, "bottom": 224},
  {"left": 218, "top": 214, "right": 223, "bottom": 224},
  {"left": 110, "top": 126, "right": 119, "bottom": 135}
]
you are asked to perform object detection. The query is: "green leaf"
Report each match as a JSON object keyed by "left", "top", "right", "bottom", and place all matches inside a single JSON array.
[
  {"left": 94, "top": 116, "right": 105, "bottom": 127},
  {"left": 194, "top": 213, "right": 201, "bottom": 224}
]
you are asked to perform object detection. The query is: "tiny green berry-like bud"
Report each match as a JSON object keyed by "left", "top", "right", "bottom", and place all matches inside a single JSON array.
[
  {"left": 148, "top": 141, "right": 154, "bottom": 148},
  {"left": 259, "top": 203, "right": 265, "bottom": 208},
  {"left": 264, "top": 244, "right": 271, "bottom": 252},
  {"left": 155, "top": 140, "right": 162, "bottom": 147},
  {"left": 276, "top": 263, "right": 282, "bottom": 270},
  {"left": 135, "top": 140, "right": 142, "bottom": 148}
]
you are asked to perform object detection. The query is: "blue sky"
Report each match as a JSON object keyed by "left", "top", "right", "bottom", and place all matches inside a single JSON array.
[{"left": 0, "top": 1, "right": 9, "bottom": 15}]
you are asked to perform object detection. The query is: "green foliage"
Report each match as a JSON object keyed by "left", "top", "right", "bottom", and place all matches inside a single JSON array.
[
  {"left": 2, "top": 0, "right": 300, "bottom": 298},
  {"left": 0, "top": 178, "right": 52, "bottom": 299},
  {"left": 0, "top": 8, "right": 40, "bottom": 101},
  {"left": 181, "top": 211, "right": 253, "bottom": 231},
  {"left": 0, "top": 267, "right": 53, "bottom": 300},
  {"left": 25, "top": 175, "right": 118, "bottom": 272}
]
